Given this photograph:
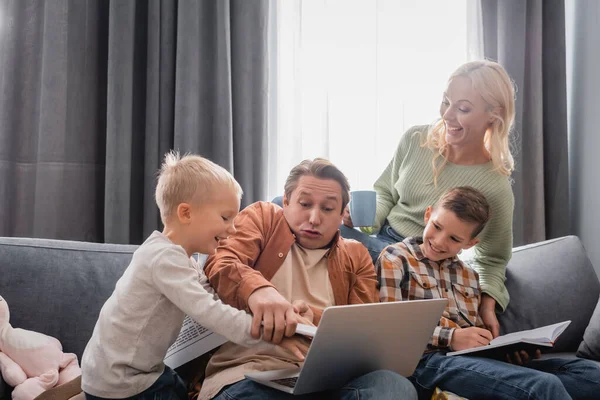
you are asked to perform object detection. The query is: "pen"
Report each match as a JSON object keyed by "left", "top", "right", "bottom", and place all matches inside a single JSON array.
[{"left": 457, "top": 309, "right": 475, "bottom": 327}]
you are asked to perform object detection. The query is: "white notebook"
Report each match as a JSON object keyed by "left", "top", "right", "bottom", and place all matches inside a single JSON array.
[{"left": 447, "top": 320, "right": 571, "bottom": 357}]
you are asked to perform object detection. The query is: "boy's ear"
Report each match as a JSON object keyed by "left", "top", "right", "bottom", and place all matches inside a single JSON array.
[
  {"left": 423, "top": 206, "right": 433, "bottom": 224},
  {"left": 463, "top": 237, "right": 480, "bottom": 251},
  {"left": 282, "top": 194, "right": 289, "bottom": 207},
  {"left": 176, "top": 203, "right": 192, "bottom": 224}
]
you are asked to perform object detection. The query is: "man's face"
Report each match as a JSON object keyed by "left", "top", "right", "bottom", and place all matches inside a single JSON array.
[{"left": 283, "top": 175, "right": 343, "bottom": 249}]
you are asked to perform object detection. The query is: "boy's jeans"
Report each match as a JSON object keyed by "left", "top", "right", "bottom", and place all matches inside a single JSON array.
[
  {"left": 84, "top": 366, "right": 187, "bottom": 400},
  {"left": 212, "top": 370, "right": 417, "bottom": 400},
  {"left": 410, "top": 352, "right": 600, "bottom": 400},
  {"left": 339, "top": 222, "right": 404, "bottom": 264}
]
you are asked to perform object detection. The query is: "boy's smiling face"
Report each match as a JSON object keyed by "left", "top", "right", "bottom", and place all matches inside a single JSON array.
[
  {"left": 181, "top": 188, "right": 240, "bottom": 255},
  {"left": 420, "top": 205, "right": 479, "bottom": 262}
]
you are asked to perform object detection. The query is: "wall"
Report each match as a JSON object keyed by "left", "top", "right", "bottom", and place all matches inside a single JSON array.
[{"left": 565, "top": 0, "right": 600, "bottom": 276}]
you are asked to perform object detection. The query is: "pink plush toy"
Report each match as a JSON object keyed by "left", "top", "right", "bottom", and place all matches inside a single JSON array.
[{"left": 0, "top": 296, "right": 81, "bottom": 400}]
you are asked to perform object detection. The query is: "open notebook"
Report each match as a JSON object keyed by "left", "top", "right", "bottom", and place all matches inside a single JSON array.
[{"left": 447, "top": 320, "right": 571, "bottom": 357}]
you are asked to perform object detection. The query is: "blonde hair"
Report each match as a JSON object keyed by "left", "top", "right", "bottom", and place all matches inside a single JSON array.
[
  {"left": 423, "top": 60, "right": 515, "bottom": 185},
  {"left": 155, "top": 151, "right": 243, "bottom": 224}
]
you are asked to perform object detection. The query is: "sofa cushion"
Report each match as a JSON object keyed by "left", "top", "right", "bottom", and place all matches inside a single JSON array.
[
  {"left": 272, "top": 196, "right": 283, "bottom": 207},
  {"left": 0, "top": 237, "right": 137, "bottom": 359},
  {"left": 577, "top": 296, "right": 600, "bottom": 360},
  {"left": 498, "top": 236, "right": 600, "bottom": 353}
]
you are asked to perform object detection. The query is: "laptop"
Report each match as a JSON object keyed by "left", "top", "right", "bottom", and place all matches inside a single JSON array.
[{"left": 245, "top": 299, "right": 447, "bottom": 395}]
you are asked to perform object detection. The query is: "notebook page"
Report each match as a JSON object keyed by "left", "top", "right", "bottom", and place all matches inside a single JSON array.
[{"left": 490, "top": 321, "right": 571, "bottom": 346}]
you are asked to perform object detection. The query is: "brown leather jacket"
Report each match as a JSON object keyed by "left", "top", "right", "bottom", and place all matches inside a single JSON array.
[{"left": 204, "top": 201, "right": 378, "bottom": 323}]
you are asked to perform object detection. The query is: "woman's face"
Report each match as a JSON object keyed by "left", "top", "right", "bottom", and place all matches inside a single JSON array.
[{"left": 440, "top": 76, "right": 493, "bottom": 148}]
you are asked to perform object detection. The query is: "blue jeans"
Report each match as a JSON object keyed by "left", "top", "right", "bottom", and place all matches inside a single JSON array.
[
  {"left": 339, "top": 222, "right": 404, "bottom": 264},
  {"left": 213, "top": 370, "right": 417, "bottom": 400},
  {"left": 410, "top": 352, "right": 600, "bottom": 400},
  {"left": 84, "top": 366, "right": 188, "bottom": 400}
]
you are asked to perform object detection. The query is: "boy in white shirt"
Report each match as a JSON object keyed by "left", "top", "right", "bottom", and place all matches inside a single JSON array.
[{"left": 81, "top": 152, "right": 307, "bottom": 400}]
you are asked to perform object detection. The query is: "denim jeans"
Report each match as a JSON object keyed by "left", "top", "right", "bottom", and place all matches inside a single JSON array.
[
  {"left": 410, "top": 352, "right": 600, "bottom": 400},
  {"left": 339, "top": 222, "right": 405, "bottom": 264},
  {"left": 213, "top": 370, "right": 417, "bottom": 400},
  {"left": 84, "top": 366, "right": 188, "bottom": 400}
]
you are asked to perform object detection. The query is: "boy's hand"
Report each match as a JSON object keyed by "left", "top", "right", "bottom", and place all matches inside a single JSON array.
[
  {"left": 248, "top": 287, "right": 297, "bottom": 344},
  {"left": 292, "top": 300, "right": 314, "bottom": 325},
  {"left": 342, "top": 206, "right": 354, "bottom": 228},
  {"left": 480, "top": 294, "right": 500, "bottom": 338},
  {"left": 506, "top": 349, "right": 542, "bottom": 365},
  {"left": 278, "top": 336, "right": 311, "bottom": 361},
  {"left": 450, "top": 327, "right": 493, "bottom": 351}
]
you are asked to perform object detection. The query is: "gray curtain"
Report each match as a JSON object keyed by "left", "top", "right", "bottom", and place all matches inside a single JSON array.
[
  {"left": 0, "top": 0, "right": 269, "bottom": 244},
  {"left": 480, "top": 0, "right": 570, "bottom": 246}
]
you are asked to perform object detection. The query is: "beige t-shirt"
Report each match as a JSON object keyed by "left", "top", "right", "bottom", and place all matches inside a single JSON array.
[
  {"left": 81, "top": 231, "right": 268, "bottom": 398},
  {"left": 199, "top": 243, "right": 335, "bottom": 400}
]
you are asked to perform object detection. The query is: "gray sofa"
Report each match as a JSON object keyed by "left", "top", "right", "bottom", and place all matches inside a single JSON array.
[{"left": 0, "top": 235, "right": 598, "bottom": 398}]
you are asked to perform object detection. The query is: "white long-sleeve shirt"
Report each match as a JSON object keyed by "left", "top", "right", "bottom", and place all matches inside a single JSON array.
[{"left": 81, "top": 231, "right": 267, "bottom": 398}]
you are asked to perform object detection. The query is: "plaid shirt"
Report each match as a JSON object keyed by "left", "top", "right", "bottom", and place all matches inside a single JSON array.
[{"left": 376, "top": 237, "right": 485, "bottom": 351}]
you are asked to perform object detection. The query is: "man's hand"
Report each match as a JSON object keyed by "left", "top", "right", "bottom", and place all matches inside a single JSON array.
[
  {"left": 278, "top": 336, "right": 312, "bottom": 361},
  {"left": 342, "top": 206, "right": 354, "bottom": 228},
  {"left": 248, "top": 287, "right": 297, "bottom": 344},
  {"left": 450, "top": 327, "right": 493, "bottom": 351},
  {"left": 506, "top": 349, "right": 542, "bottom": 365},
  {"left": 292, "top": 300, "right": 314, "bottom": 325},
  {"left": 480, "top": 294, "right": 500, "bottom": 338}
]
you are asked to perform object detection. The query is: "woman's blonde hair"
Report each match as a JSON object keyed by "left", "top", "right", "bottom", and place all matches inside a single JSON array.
[
  {"left": 155, "top": 151, "right": 243, "bottom": 224},
  {"left": 423, "top": 60, "right": 515, "bottom": 184}
]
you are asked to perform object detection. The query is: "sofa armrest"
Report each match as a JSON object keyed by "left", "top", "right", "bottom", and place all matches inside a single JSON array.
[{"left": 499, "top": 235, "right": 600, "bottom": 352}]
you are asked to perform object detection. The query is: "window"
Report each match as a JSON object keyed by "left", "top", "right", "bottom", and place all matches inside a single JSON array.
[{"left": 268, "top": 0, "right": 471, "bottom": 200}]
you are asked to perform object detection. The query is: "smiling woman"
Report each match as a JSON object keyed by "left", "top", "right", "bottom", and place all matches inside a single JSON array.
[{"left": 340, "top": 60, "right": 517, "bottom": 340}]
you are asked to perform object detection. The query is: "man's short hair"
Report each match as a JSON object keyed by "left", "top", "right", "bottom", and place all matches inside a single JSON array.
[
  {"left": 435, "top": 186, "right": 490, "bottom": 238},
  {"left": 284, "top": 158, "right": 350, "bottom": 214},
  {"left": 155, "top": 151, "right": 243, "bottom": 224}
]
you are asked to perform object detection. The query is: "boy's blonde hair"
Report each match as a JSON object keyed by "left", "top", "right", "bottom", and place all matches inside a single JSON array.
[
  {"left": 155, "top": 151, "right": 243, "bottom": 224},
  {"left": 423, "top": 60, "right": 516, "bottom": 185}
]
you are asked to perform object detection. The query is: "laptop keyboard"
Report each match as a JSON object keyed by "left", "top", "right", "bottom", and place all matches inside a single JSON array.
[{"left": 271, "top": 377, "right": 298, "bottom": 388}]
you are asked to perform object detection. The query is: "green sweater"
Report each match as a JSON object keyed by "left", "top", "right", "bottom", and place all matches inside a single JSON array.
[{"left": 372, "top": 125, "right": 514, "bottom": 310}]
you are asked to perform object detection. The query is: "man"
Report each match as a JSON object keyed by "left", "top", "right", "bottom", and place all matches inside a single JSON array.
[{"left": 199, "top": 158, "right": 417, "bottom": 400}]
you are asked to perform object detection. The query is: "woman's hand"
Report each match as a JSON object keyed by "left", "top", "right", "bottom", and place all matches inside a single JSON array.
[
  {"left": 292, "top": 300, "right": 315, "bottom": 325},
  {"left": 480, "top": 294, "right": 500, "bottom": 338},
  {"left": 342, "top": 206, "right": 354, "bottom": 228},
  {"left": 450, "top": 327, "right": 493, "bottom": 351}
]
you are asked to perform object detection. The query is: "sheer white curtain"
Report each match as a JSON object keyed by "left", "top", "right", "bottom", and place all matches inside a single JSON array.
[{"left": 267, "top": 0, "right": 473, "bottom": 200}]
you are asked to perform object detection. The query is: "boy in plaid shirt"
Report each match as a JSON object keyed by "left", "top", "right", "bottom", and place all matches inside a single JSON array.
[{"left": 376, "top": 186, "right": 600, "bottom": 400}]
